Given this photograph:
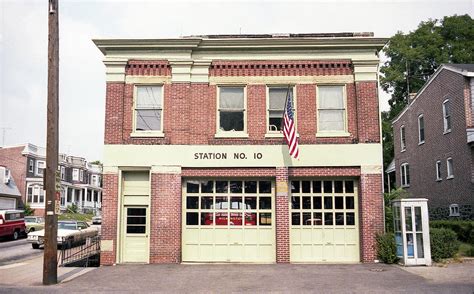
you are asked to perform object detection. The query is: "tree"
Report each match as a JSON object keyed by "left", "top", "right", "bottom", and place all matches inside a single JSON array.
[{"left": 380, "top": 14, "right": 474, "bottom": 186}]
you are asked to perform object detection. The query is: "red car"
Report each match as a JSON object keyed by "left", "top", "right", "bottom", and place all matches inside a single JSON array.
[{"left": 0, "top": 210, "right": 26, "bottom": 240}]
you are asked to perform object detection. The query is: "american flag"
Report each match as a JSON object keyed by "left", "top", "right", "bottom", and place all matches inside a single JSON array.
[{"left": 283, "top": 89, "right": 300, "bottom": 159}]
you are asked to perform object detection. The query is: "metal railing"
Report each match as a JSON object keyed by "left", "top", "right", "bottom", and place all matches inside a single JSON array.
[{"left": 58, "top": 235, "right": 100, "bottom": 267}]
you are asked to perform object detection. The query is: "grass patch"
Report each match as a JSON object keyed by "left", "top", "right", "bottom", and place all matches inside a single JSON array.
[
  {"left": 458, "top": 242, "right": 474, "bottom": 257},
  {"left": 58, "top": 213, "right": 93, "bottom": 222}
]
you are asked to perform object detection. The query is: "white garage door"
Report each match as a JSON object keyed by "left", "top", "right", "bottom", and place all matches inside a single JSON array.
[
  {"left": 182, "top": 180, "right": 275, "bottom": 262},
  {"left": 0, "top": 197, "right": 16, "bottom": 210},
  {"left": 290, "top": 179, "right": 359, "bottom": 263}
]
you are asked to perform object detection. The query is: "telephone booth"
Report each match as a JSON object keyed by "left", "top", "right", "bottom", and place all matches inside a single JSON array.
[{"left": 392, "top": 199, "right": 431, "bottom": 266}]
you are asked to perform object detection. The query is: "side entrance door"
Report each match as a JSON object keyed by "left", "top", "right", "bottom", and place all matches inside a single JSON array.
[{"left": 122, "top": 206, "right": 149, "bottom": 263}]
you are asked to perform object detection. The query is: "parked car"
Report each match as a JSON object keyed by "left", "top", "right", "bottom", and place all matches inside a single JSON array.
[
  {"left": 92, "top": 215, "right": 102, "bottom": 225},
  {"left": 0, "top": 210, "right": 26, "bottom": 240},
  {"left": 27, "top": 220, "right": 98, "bottom": 249},
  {"left": 25, "top": 216, "right": 45, "bottom": 233}
]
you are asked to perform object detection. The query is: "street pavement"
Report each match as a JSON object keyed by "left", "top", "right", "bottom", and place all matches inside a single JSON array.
[
  {"left": 0, "top": 262, "right": 473, "bottom": 293},
  {"left": 0, "top": 238, "right": 42, "bottom": 266}
]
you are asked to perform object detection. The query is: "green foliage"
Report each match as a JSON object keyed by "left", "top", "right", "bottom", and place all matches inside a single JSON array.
[
  {"left": 89, "top": 160, "right": 103, "bottom": 167},
  {"left": 58, "top": 212, "right": 93, "bottom": 222},
  {"left": 430, "top": 228, "right": 460, "bottom": 261},
  {"left": 380, "top": 14, "right": 474, "bottom": 172},
  {"left": 23, "top": 203, "right": 35, "bottom": 216},
  {"left": 384, "top": 188, "right": 409, "bottom": 232},
  {"left": 430, "top": 220, "right": 474, "bottom": 244},
  {"left": 66, "top": 203, "right": 78, "bottom": 214},
  {"left": 376, "top": 233, "right": 399, "bottom": 264},
  {"left": 458, "top": 243, "right": 474, "bottom": 257}
]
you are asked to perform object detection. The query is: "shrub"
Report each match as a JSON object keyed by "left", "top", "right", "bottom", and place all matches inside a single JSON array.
[
  {"left": 430, "top": 220, "right": 474, "bottom": 244},
  {"left": 66, "top": 203, "right": 78, "bottom": 214},
  {"left": 376, "top": 232, "right": 399, "bottom": 264},
  {"left": 23, "top": 203, "right": 35, "bottom": 216},
  {"left": 430, "top": 228, "right": 459, "bottom": 261},
  {"left": 383, "top": 188, "right": 410, "bottom": 232}
]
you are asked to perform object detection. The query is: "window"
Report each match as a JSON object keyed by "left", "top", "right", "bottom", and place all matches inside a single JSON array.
[
  {"left": 400, "top": 163, "right": 410, "bottom": 187},
  {"left": 60, "top": 166, "right": 65, "bottom": 180},
  {"left": 28, "top": 185, "right": 45, "bottom": 204},
  {"left": 218, "top": 87, "right": 246, "bottom": 133},
  {"left": 317, "top": 85, "right": 346, "bottom": 133},
  {"left": 400, "top": 126, "right": 406, "bottom": 151},
  {"left": 134, "top": 85, "right": 163, "bottom": 132},
  {"left": 443, "top": 99, "right": 451, "bottom": 133},
  {"left": 79, "top": 170, "right": 84, "bottom": 181},
  {"left": 418, "top": 115, "right": 425, "bottom": 144},
  {"left": 447, "top": 158, "right": 454, "bottom": 179},
  {"left": 72, "top": 169, "right": 79, "bottom": 181},
  {"left": 436, "top": 161, "right": 442, "bottom": 181},
  {"left": 449, "top": 204, "right": 460, "bottom": 217},
  {"left": 36, "top": 161, "right": 45, "bottom": 176},
  {"left": 28, "top": 160, "right": 34, "bottom": 173},
  {"left": 267, "top": 87, "right": 293, "bottom": 133},
  {"left": 126, "top": 207, "right": 147, "bottom": 234}
]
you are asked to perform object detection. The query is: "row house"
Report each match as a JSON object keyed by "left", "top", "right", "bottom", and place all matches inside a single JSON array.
[
  {"left": 94, "top": 33, "right": 387, "bottom": 265},
  {"left": 0, "top": 143, "right": 103, "bottom": 216}
]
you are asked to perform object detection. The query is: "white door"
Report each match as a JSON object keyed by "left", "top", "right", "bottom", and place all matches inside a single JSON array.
[
  {"left": 290, "top": 179, "right": 359, "bottom": 263},
  {"left": 122, "top": 206, "right": 149, "bottom": 263},
  {"left": 182, "top": 180, "right": 275, "bottom": 262}
]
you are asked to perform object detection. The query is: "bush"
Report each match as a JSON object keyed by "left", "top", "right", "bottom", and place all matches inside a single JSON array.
[
  {"left": 66, "top": 203, "right": 78, "bottom": 214},
  {"left": 430, "top": 220, "right": 474, "bottom": 244},
  {"left": 384, "top": 188, "right": 410, "bottom": 232},
  {"left": 430, "top": 228, "right": 460, "bottom": 261},
  {"left": 23, "top": 203, "right": 35, "bottom": 216},
  {"left": 376, "top": 232, "right": 399, "bottom": 264}
]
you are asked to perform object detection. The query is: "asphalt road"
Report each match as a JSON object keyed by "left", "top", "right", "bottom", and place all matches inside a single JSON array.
[{"left": 0, "top": 237, "right": 43, "bottom": 266}]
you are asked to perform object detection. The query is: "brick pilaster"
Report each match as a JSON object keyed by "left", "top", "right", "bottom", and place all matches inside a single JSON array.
[
  {"left": 276, "top": 166, "right": 290, "bottom": 263},
  {"left": 100, "top": 173, "right": 119, "bottom": 265}
]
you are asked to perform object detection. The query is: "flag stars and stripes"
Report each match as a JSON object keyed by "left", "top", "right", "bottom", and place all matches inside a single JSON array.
[{"left": 283, "top": 88, "right": 300, "bottom": 159}]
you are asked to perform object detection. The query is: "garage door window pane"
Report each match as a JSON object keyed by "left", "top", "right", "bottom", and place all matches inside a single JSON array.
[
  {"left": 245, "top": 213, "right": 257, "bottom": 226},
  {"left": 245, "top": 197, "right": 257, "bottom": 209},
  {"left": 230, "top": 213, "right": 242, "bottom": 225},
  {"left": 324, "top": 181, "right": 332, "bottom": 193},
  {"left": 216, "top": 197, "right": 228, "bottom": 209},
  {"left": 302, "top": 197, "right": 311, "bottom": 209},
  {"left": 186, "top": 212, "right": 199, "bottom": 225},
  {"left": 231, "top": 197, "right": 243, "bottom": 209},
  {"left": 187, "top": 181, "right": 199, "bottom": 193},
  {"left": 324, "top": 197, "right": 333, "bottom": 209},
  {"left": 216, "top": 213, "right": 228, "bottom": 225},
  {"left": 346, "top": 213, "right": 355, "bottom": 225},
  {"left": 259, "top": 213, "right": 272, "bottom": 226},
  {"left": 187, "top": 197, "right": 199, "bottom": 209},
  {"left": 346, "top": 197, "right": 354, "bottom": 209},
  {"left": 201, "top": 213, "right": 213, "bottom": 225},
  {"left": 335, "top": 197, "right": 344, "bottom": 209},
  {"left": 216, "top": 181, "right": 228, "bottom": 193},
  {"left": 259, "top": 181, "right": 271, "bottom": 193},
  {"left": 313, "top": 197, "right": 322, "bottom": 209},
  {"left": 291, "top": 181, "right": 300, "bottom": 193},
  {"left": 260, "top": 197, "right": 272, "bottom": 209},
  {"left": 345, "top": 181, "right": 354, "bottom": 193},
  {"left": 303, "top": 212, "right": 312, "bottom": 225},
  {"left": 230, "top": 181, "right": 243, "bottom": 193},
  {"left": 292, "top": 212, "right": 301, "bottom": 225},
  {"left": 292, "top": 196, "right": 300, "bottom": 209},
  {"left": 201, "top": 181, "right": 214, "bottom": 193},
  {"left": 201, "top": 197, "right": 213, "bottom": 209},
  {"left": 313, "top": 181, "right": 322, "bottom": 193},
  {"left": 313, "top": 213, "right": 323, "bottom": 225},
  {"left": 335, "top": 213, "right": 344, "bottom": 225},
  {"left": 244, "top": 181, "right": 257, "bottom": 193},
  {"left": 335, "top": 181, "right": 343, "bottom": 193},
  {"left": 302, "top": 181, "right": 311, "bottom": 193},
  {"left": 324, "top": 213, "right": 333, "bottom": 225}
]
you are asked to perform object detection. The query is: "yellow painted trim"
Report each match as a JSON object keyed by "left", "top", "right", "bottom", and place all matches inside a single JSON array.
[
  {"left": 151, "top": 165, "right": 182, "bottom": 174},
  {"left": 130, "top": 132, "right": 164, "bottom": 138},
  {"left": 316, "top": 132, "right": 351, "bottom": 138}
]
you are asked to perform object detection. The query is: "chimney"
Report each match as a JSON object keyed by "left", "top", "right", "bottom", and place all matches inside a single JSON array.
[{"left": 409, "top": 93, "right": 417, "bottom": 102}]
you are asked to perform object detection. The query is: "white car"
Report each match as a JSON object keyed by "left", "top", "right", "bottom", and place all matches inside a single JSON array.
[{"left": 27, "top": 220, "right": 98, "bottom": 249}]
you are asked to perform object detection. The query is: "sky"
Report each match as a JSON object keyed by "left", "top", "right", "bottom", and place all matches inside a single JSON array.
[{"left": 0, "top": 0, "right": 472, "bottom": 161}]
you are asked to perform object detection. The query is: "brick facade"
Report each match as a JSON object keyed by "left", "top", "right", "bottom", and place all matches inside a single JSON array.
[
  {"left": 0, "top": 146, "right": 28, "bottom": 204},
  {"left": 393, "top": 67, "right": 474, "bottom": 219},
  {"left": 100, "top": 173, "right": 119, "bottom": 265}
]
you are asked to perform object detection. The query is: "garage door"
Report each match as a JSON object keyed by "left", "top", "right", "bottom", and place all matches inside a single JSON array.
[
  {"left": 182, "top": 180, "right": 275, "bottom": 262},
  {"left": 290, "top": 179, "right": 359, "bottom": 263},
  {"left": 0, "top": 197, "right": 16, "bottom": 210}
]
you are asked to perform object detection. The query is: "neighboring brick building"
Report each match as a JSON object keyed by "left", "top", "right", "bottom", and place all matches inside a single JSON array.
[
  {"left": 0, "top": 144, "right": 103, "bottom": 216},
  {"left": 392, "top": 64, "right": 474, "bottom": 220},
  {"left": 93, "top": 33, "right": 387, "bottom": 265}
]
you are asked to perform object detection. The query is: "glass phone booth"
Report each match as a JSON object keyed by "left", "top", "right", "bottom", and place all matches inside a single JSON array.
[{"left": 392, "top": 199, "right": 431, "bottom": 266}]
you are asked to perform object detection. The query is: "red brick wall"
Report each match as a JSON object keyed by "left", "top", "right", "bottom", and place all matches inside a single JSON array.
[
  {"left": 150, "top": 173, "right": 182, "bottom": 263},
  {"left": 359, "top": 173, "right": 384, "bottom": 262},
  {"left": 100, "top": 173, "right": 119, "bottom": 265},
  {"left": 0, "top": 146, "right": 27, "bottom": 204},
  {"left": 104, "top": 83, "right": 125, "bottom": 145},
  {"left": 276, "top": 167, "right": 289, "bottom": 263},
  {"left": 356, "top": 81, "right": 380, "bottom": 143},
  {"left": 182, "top": 167, "right": 276, "bottom": 178}
]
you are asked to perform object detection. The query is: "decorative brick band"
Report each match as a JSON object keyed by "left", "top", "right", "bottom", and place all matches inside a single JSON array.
[
  {"left": 182, "top": 167, "right": 276, "bottom": 178},
  {"left": 126, "top": 60, "right": 171, "bottom": 76},
  {"left": 210, "top": 60, "right": 353, "bottom": 77},
  {"left": 289, "top": 167, "right": 361, "bottom": 177}
]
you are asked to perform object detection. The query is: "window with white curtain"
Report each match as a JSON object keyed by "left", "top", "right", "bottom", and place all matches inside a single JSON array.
[
  {"left": 73, "top": 168, "right": 79, "bottom": 181},
  {"left": 218, "top": 87, "right": 245, "bottom": 132},
  {"left": 135, "top": 85, "right": 163, "bottom": 132},
  {"left": 36, "top": 161, "right": 45, "bottom": 176},
  {"left": 317, "top": 86, "right": 346, "bottom": 132}
]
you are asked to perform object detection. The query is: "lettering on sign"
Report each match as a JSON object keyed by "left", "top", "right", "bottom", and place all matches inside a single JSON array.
[{"left": 194, "top": 152, "right": 263, "bottom": 160}]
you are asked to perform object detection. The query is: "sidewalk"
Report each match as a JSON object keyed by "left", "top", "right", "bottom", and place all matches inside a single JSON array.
[{"left": 1, "top": 262, "right": 473, "bottom": 293}]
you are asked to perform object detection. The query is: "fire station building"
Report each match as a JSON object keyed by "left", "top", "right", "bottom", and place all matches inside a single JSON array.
[{"left": 93, "top": 33, "right": 387, "bottom": 265}]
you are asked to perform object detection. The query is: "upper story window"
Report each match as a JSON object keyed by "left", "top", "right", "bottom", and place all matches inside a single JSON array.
[
  {"left": 27, "top": 185, "right": 45, "bottom": 204},
  {"left": 60, "top": 166, "right": 65, "bottom": 180},
  {"left": 447, "top": 157, "right": 454, "bottom": 179},
  {"left": 317, "top": 85, "right": 346, "bottom": 133},
  {"left": 79, "top": 170, "right": 84, "bottom": 182},
  {"left": 418, "top": 114, "right": 425, "bottom": 144},
  {"left": 134, "top": 85, "right": 163, "bottom": 132},
  {"left": 218, "top": 86, "right": 246, "bottom": 133},
  {"left": 400, "top": 163, "right": 410, "bottom": 187},
  {"left": 449, "top": 204, "right": 460, "bottom": 217},
  {"left": 91, "top": 174, "right": 100, "bottom": 186},
  {"left": 36, "top": 160, "right": 45, "bottom": 176},
  {"left": 436, "top": 161, "right": 442, "bottom": 181},
  {"left": 28, "top": 160, "right": 34, "bottom": 173},
  {"left": 267, "top": 87, "right": 294, "bottom": 133},
  {"left": 400, "top": 125, "right": 406, "bottom": 151},
  {"left": 443, "top": 99, "right": 451, "bottom": 133},
  {"left": 72, "top": 168, "right": 79, "bottom": 181}
]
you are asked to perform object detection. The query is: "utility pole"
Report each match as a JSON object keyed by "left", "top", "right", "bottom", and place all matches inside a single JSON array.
[{"left": 43, "top": 0, "right": 59, "bottom": 285}]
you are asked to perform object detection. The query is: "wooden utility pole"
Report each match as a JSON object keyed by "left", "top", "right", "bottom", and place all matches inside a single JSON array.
[{"left": 43, "top": 0, "right": 59, "bottom": 285}]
